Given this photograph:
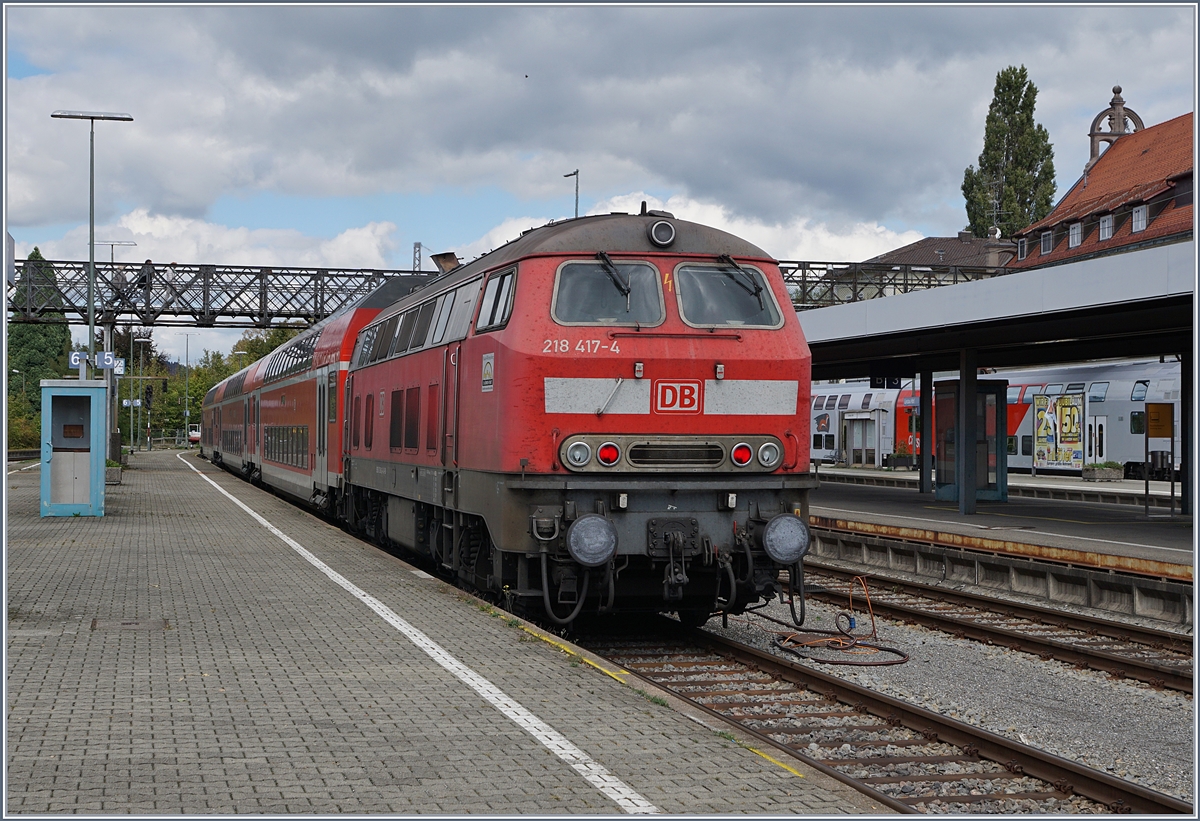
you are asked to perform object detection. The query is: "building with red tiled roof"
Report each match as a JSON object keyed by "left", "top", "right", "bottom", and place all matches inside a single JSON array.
[{"left": 1010, "top": 88, "right": 1193, "bottom": 269}]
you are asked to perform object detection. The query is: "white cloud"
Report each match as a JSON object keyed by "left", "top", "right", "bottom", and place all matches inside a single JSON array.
[
  {"left": 17, "top": 209, "right": 399, "bottom": 269},
  {"left": 588, "top": 193, "right": 923, "bottom": 262},
  {"left": 6, "top": 6, "right": 1191, "bottom": 237}
]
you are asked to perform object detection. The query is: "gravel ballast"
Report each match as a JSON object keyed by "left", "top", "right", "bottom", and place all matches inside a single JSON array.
[{"left": 702, "top": 593, "right": 1195, "bottom": 805}]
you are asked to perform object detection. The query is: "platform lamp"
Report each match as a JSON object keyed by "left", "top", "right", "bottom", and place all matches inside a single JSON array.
[
  {"left": 134, "top": 338, "right": 151, "bottom": 451},
  {"left": 50, "top": 111, "right": 133, "bottom": 379},
  {"left": 177, "top": 332, "right": 198, "bottom": 446},
  {"left": 564, "top": 169, "right": 579, "bottom": 218}
]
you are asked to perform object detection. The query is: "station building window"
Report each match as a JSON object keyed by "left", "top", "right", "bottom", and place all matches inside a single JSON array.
[
  {"left": 1131, "top": 205, "right": 1148, "bottom": 233},
  {"left": 1040, "top": 231, "right": 1053, "bottom": 254},
  {"left": 1068, "top": 223, "right": 1082, "bottom": 248},
  {"left": 1099, "top": 214, "right": 1114, "bottom": 241},
  {"left": 1016, "top": 238, "right": 1027, "bottom": 260}
]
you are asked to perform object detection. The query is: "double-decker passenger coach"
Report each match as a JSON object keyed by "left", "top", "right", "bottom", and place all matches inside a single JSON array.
[{"left": 206, "top": 209, "right": 816, "bottom": 626}]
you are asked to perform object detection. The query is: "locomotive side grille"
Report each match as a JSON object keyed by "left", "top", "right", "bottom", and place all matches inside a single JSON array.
[{"left": 627, "top": 443, "right": 724, "bottom": 467}]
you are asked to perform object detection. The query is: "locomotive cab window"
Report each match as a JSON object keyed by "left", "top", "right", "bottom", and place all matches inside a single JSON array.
[
  {"left": 552, "top": 260, "right": 663, "bottom": 326},
  {"left": 476, "top": 269, "right": 517, "bottom": 333},
  {"left": 674, "top": 262, "right": 782, "bottom": 328}
]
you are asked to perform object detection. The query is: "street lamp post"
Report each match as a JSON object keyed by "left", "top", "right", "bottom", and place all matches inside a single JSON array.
[
  {"left": 564, "top": 169, "right": 579, "bottom": 218},
  {"left": 11, "top": 368, "right": 24, "bottom": 394},
  {"left": 135, "top": 338, "right": 151, "bottom": 452},
  {"left": 50, "top": 110, "right": 133, "bottom": 378},
  {"left": 178, "top": 332, "right": 198, "bottom": 447}
]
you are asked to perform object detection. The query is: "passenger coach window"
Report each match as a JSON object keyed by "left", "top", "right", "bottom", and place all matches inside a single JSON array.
[
  {"left": 825, "top": 396, "right": 838, "bottom": 410},
  {"left": 675, "top": 263, "right": 782, "bottom": 328},
  {"left": 552, "top": 260, "right": 663, "bottom": 326},
  {"left": 837, "top": 395, "right": 851, "bottom": 410},
  {"left": 1130, "top": 411, "right": 1146, "bottom": 435},
  {"left": 860, "top": 393, "right": 872, "bottom": 409},
  {"left": 812, "top": 396, "right": 825, "bottom": 410}
]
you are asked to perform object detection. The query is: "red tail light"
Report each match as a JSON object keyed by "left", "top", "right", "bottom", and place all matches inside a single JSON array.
[
  {"left": 731, "top": 443, "right": 753, "bottom": 466},
  {"left": 597, "top": 442, "right": 621, "bottom": 466}
]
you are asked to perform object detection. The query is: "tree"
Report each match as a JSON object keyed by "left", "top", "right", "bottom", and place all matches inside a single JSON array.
[
  {"left": 962, "top": 65, "right": 1056, "bottom": 238},
  {"left": 7, "top": 248, "right": 72, "bottom": 418},
  {"left": 233, "top": 325, "right": 303, "bottom": 363}
]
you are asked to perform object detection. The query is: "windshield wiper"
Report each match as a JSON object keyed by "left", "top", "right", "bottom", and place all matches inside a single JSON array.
[
  {"left": 596, "top": 251, "right": 632, "bottom": 312},
  {"left": 718, "top": 254, "right": 764, "bottom": 309}
]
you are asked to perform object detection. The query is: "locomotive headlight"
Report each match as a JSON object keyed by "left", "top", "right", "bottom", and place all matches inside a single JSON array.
[
  {"left": 566, "top": 514, "right": 618, "bottom": 567},
  {"left": 647, "top": 219, "right": 676, "bottom": 247},
  {"left": 758, "top": 442, "right": 782, "bottom": 468},
  {"left": 759, "top": 513, "right": 810, "bottom": 565},
  {"left": 565, "top": 441, "right": 592, "bottom": 468}
]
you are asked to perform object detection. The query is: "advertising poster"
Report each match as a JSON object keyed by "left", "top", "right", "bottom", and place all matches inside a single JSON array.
[{"left": 1034, "top": 394, "right": 1084, "bottom": 469}]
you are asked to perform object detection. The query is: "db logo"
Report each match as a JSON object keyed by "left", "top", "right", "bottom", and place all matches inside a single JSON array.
[{"left": 653, "top": 380, "right": 702, "bottom": 414}]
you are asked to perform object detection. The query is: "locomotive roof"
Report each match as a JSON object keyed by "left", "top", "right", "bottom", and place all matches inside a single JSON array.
[
  {"left": 366, "top": 212, "right": 775, "bottom": 321},
  {"left": 448, "top": 213, "right": 774, "bottom": 280}
]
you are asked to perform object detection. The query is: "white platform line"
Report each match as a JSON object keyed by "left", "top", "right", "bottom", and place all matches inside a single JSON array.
[
  {"left": 177, "top": 454, "right": 658, "bottom": 815},
  {"left": 7, "top": 462, "right": 41, "bottom": 475}
]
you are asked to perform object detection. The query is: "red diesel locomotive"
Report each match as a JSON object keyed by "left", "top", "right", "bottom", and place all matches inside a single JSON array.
[{"left": 203, "top": 211, "right": 816, "bottom": 626}]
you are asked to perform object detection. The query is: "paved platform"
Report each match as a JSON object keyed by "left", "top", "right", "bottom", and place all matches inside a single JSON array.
[
  {"left": 809, "top": 468, "right": 1193, "bottom": 575},
  {"left": 5, "top": 450, "right": 886, "bottom": 815}
]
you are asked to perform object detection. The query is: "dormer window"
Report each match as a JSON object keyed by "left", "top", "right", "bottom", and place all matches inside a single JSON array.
[
  {"left": 1040, "top": 231, "right": 1053, "bottom": 254},
  {"left": 1131, "top": 204, "right": 1148, "bottom": 233},
  {"left": 1099, "top": 214, "right": 1114, "bottom": 241},
  {"left": 1068, "top": 223, "right": 1082, "bottom": 248},
  {"left": 1016, "top": 238, "right": 1027, "bottom": 260}
]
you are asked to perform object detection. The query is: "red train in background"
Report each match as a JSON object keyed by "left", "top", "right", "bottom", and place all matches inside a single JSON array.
[{"left": 203, "top": 211, "right": 816, "bottom": 626}]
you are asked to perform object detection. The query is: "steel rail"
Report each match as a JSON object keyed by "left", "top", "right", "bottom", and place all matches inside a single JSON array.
[
  {"left": 798, "top": 563, "right": 1193, "bottom": 693},
  {"left": 584, "top": 625, "right": 1193, "bottom": 814}
]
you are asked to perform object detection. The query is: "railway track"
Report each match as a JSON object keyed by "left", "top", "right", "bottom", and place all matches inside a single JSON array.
[
  {"left": 580, "top": 625, "right": 1193, "bottom": 814},
  {"left": 796, "top": 563, "right": 1193, "bottom": 694}
]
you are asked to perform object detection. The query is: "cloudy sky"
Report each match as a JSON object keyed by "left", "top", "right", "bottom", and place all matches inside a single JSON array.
[{"left": 5, "top": 5, "right": 1195, "bottom": 362}]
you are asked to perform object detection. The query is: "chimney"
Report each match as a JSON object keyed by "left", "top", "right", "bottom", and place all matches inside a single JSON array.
[
  {"left": 431, "top": 252, "right": 461, "bottom": 275},
  {"left": 958, "top": 230, "right": 974, "bottom": 243}
]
